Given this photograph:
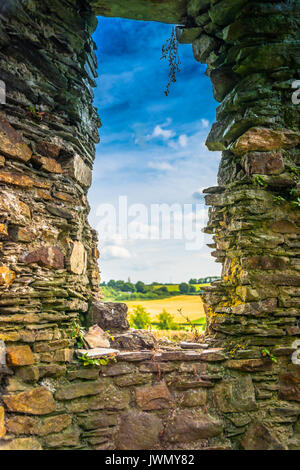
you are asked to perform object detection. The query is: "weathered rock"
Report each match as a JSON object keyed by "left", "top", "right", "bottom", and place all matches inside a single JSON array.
[
  {"left": 279, "top": 367, "right": 300, "bottom": 402},
  {"left": 77, "top": 412, "right": 119, "bottom": 431},
  {"left": 231, "top": 128, "right": 299, "bottom": 156},
  {"left": 87, "top": 301, "right": 130, "bottom": 332},
  {"left": 62, "top": 154, "right": 92, "bottom": 188},
  {"left": 23, "top": 246, "right": 64, "bottom": 269},
  {"left": 242, "top": 151, "right": 284, "bottom": 175},
  {"left": 0, "top": 170, "right": 35, "bottom": 187},
  {"left": 164, "top": 410, "right": 223, "bottom": 443},
  {"left": 0, "top": 438, "right": 42, "bottom": 451},
  {"left": 32, "top": 155, "right": 62, "bottom": 174},
  {"left": 69, "top": 241, "right": 87, "bottom": 275},
  {"left": 0, "top": 114, "right": 32, "bottom": 162},
  {"left": 6, "top": 414, "right": 71, "bottom": 436},
  {"left": 56, "top": 380, "right": 108, "bottom": 400},
  {"left": 36, "top": 141, "right": 61, "bottom": 158},
  {"left": 226, "top": 358, "right": 272, "bottom": 372},
  {"left": 214, "top": 376, "right": 257, "bottom": 413},
  {"left": 241, "top": 422, "right": 287, "bottom": 450},
  {"left": 193, "top": 34, "right": 219, "bottom": 63},
  {"left": 76, "top": 348, "right": 119, "bottom": 360},
  {"left": 3, "top": 387, "right": 56, "bottom": 415},
  {"left": 117, "top": 411, "right": 163, "bottom": 450},
  {"left": 136, "top": 382, "right": 173, "bottom": 410},
  {"left": 0, "top": 266, "right": 16, "bottom": 287},
  {"left": 84, "top": 325, "right": 110, "bottom": 349},
  {"left": 0, "top": 406, "right": 5, "bottom": 439},
  {"left": 0, "top": 190, "right": 31, "bottom": 225},
  {"left": 112, "top": 329, "right": 157, "bottom": 351},
  {"left": 0, "top": 340, "right": 6, "bottom": 365},
  {"left": 182, "top": 389, "right": 207, "bottom": 407},
  {"left": 176, "top": 26, "right": 201, "bottom": 44},
  {"left": 6, "top": 345, "right": 34, "bottom": 366}
]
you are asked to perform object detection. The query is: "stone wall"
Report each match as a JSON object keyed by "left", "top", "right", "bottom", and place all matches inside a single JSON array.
[{"left": 0, "top": 0, "right": 299, "bottom": 451}]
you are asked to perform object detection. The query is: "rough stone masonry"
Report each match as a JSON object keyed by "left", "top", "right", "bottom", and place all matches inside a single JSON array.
[{"left": 0, "top": 0, "right": 299, "bottom": 451}]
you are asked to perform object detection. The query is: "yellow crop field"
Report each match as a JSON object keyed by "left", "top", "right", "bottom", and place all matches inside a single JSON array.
[{"left": 126, "top": 295, "right": 206, "bottom": 323}]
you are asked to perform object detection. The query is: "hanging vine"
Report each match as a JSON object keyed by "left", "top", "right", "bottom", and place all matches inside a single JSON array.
[{"left": 161, "top": 27, "right": 181, "bottom": 96}]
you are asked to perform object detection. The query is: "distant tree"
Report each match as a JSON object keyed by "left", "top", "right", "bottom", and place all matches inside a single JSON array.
[
  {"left": 179, "top": 282, "right": 189, "bottom": 294},
  {"left": 107, "top": 280, "right": 116, "bottom": 288},
  {"left": 189, "top": 285, "right": 196, "bottom": 293},
  {"left": 123, "top": 282, "right": 135, "bottom": 293},
  {"left": 135, "top": 281, "right": 147, "bottom": 293},
  {"left": 189, "top": 278, "right": 197, "bottom": 285},
  {"left": 156, "top": 286, "right": 168, "bottom": 295},
  {"left": 157, "top": 310, "right": 178, "bottom": 330},
  {"left": 130, "top": 305, "right": 151, "bottom": 329}
]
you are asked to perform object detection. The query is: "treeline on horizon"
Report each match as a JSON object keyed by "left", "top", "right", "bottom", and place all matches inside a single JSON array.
[{"left": 100, "top": 277, "right": 220, "bottom": 302}]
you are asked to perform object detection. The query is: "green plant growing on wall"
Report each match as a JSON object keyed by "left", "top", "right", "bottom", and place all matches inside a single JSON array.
[
  {"left": 261, "top": 347, "right": 278, "bottom": 363},
  {"left": 78, "top": 353, "right": 116, "bottom": 367},
  {"left": 254, "top": 175, "right": 267, "bottom": 188},
  {"left": 273, "top": 195, "right": 286, "bottom": 205},
  {"left": 27, "top": 105, "right": 45, "bottom": 121},
  {"left": 71, "top": 321, "right": 86, "bottom": 349},
  {"left": 161, "top": 27, "right": 181, "bottom": 96},
  {"left": 291, "top": 197, "right": 300, "bottom": 208}
]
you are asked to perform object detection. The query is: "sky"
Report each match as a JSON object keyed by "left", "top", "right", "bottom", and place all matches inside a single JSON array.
[{"left": 88, "top": 17, "right": 222, "bottom": 284}]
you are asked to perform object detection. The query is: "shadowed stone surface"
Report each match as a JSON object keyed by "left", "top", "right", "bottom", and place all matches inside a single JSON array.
[
  {"left": 117, "top": 411, "right": 163, "bottom": 450},
  {"left": 91, "top": 0, "right": 188, "bottom": 23}
]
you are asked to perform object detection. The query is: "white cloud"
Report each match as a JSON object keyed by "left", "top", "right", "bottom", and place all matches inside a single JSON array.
[
  {"left": 201, "top": 119, "right": 210, "bottom": 128},
  {"left": 148, "top": 161, "right": 174, "bottom": 171},
  {"left": 151, "top": 125, "right": 175, "bottom": 140},
  {"left": 178, "top": 134, "right": 188, "bottom": 148},
  {"left": 102, "top": 245, "right": 132, "bottom": 260}
]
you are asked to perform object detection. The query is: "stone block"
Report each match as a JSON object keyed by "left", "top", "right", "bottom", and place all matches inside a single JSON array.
[
  {"left": 62, "top": 154, "right": 92, "bottom": 188},
  {"left": 69, "top": 241, "right": 87, "bottom": 274},
  {"left": 0, "top": 406, "right": 5, "bottom": 439},
  {"left": 226, "top": 358, "right": 273, "bottom": 372},
  {"left": 36, "top": 141, "right": 61, "bottom": 158},
  {"left": 23, "top": 246, "right": 64, "bottom": 269},
  {"left": 279, "top": 367, "right": 300, "bottom": 402},
  {"left": 182, "top": 389, "right": 207, "bottom": 407},
  {"left": 116, "top": 411, "right": 163, "bottom": 450},
  {"left": 242, "top": 151, "right": 284, "bottom": 175},
  {"left": 6, "top": 345, "right": 34, "bottom": 366},
  {"left": 214, "top": 376, "right": 257, "bottom": 413},
  {"left": 0, "top": 114, "right": 32, "bottom": 162},
  {"left": 164, "top": 410, "right": 223, "bottom": 443},
  {"left": 0, "top": 438, "right": 42, "bottom": 451},
  {"left": 32, "top": 155, "right": 62, "bottom": 173},
  {"left": 84, "top": 325, "right": 110, "bottom": 349},
  {"left": 241, "top": 422, "right": 287, "bottom": 450},
  {"left": 0, "top": 266, "right": 16, "bottom": 287},
  {"left": 136, "top": 382, "right": 172, "bottom": 410},
  {"left": 0, "top": 190, "right": 31, "bottom": 225},
  {"left": 231, "top": 127, "right": 299, "bottom": 156},
  {"left": 112, "top": 329, "right": 156, "bottom": 350},
  {"left": 3, "top": 387, "right": 56, "bottom": 415},
  {"left": 55, "top": 380, "right": 106, "bottom": 401},
  {"left": 87, "top": 301, "right": 129, "bottom": 332}
]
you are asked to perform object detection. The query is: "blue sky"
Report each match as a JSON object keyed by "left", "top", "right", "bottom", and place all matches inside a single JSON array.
[{"left": 88, "top": 17, "right": 221, "bottom": 283}]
